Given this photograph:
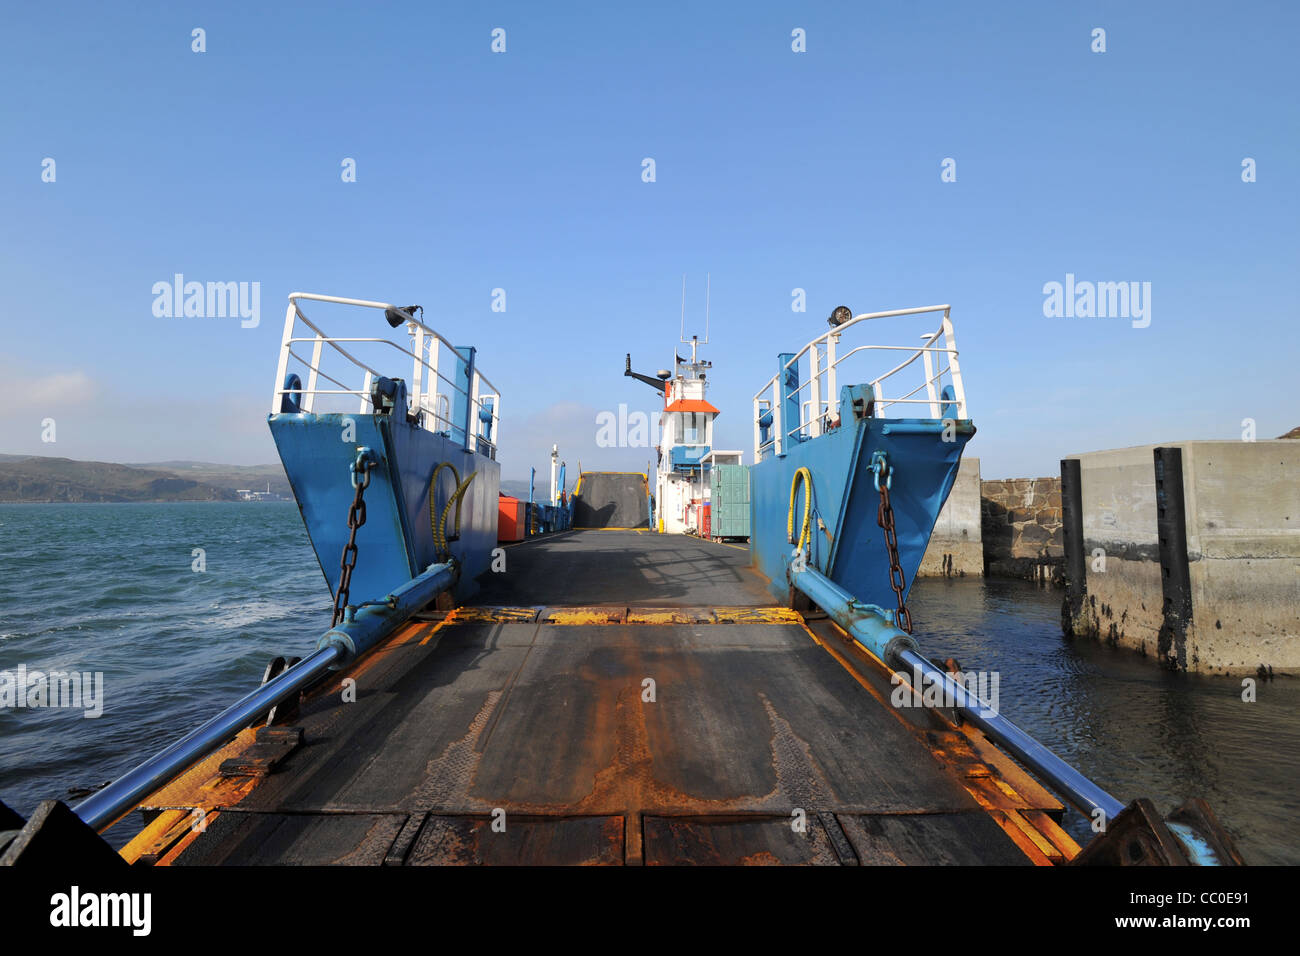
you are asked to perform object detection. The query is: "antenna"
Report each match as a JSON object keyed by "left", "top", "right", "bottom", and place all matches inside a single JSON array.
[
  {"left": 704, "top": 272, "right": 710, "bottom": 344},
  {"left": 679, "top": 274, "right": 686, "bottom": 344},
  {"left": 680, "top": 273, "right": 711, "bottom": 345}
]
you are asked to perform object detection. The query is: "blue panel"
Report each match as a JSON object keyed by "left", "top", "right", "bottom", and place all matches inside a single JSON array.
[
  {"left": 828, "top": 419, "right": 969, "bottom": 602},
  {"left": 382, "top": 415, "right": 501, "bottom": 592},
  {"left": 749, "top": 413, "right": 971, "bottom": 606},
  {"left": 670, "top": 445, "right": 709, "bottom": 471},
  {"left": 269, "top": 411, "right": 500, "bottom": 607},
  {"left": 447, "top": 346, "right": 472, "bottom": 447},
  {"left": 269, "top": 413, "right": 412, "bottom": 608},
  {"left": 750, "top": 422, "right": 860, "bottom": 590}
]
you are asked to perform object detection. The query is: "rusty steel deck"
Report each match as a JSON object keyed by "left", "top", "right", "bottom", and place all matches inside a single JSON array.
[{"left": 122, "top": 531, "right": 1077, "bottom": 865}]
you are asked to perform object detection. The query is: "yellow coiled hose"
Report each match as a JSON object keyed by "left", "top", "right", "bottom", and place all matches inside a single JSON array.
[
  {"left": 430, "top": 462, "right": 477, "bottom": 558},
  {"left": 787, "top": 466, "right": 813, "bottom": 554}
]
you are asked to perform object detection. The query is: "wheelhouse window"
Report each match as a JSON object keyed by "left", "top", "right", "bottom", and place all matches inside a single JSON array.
[{"left": 676, "top": 412, "right": 706, "bottom": 444}]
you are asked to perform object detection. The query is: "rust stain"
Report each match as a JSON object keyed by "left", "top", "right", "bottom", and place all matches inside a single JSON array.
[
  {"left": 800, "top": 617, "right": 1082, "bottom": 864},
  {"left": 395, "top": 635, "right": 839, "bottom": 865}
]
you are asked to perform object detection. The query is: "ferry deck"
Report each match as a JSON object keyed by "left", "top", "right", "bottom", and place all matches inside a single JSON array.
[{"left": 117, "top": 529, "right": 1078, "bottom": 866}]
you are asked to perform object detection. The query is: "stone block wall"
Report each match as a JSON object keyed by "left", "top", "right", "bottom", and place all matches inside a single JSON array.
[{"left": 980, "top": 477, "right": 1064, "bottom": 582}]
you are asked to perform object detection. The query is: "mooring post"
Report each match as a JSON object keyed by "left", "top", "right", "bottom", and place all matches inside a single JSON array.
[
  {"left": 1154, "top": 447, "right": 1193, "bottom": 670},
  {"left": 1060, "top": 458, "right": 1086, "bottom": 635}
]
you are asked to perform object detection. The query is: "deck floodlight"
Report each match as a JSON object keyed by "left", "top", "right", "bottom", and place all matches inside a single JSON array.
[
  {"left": 385, "top": 304, "right": 422, "bottom": 328},
  {"left": 828, "top": 305, "right": 852, "bottom": 328}
]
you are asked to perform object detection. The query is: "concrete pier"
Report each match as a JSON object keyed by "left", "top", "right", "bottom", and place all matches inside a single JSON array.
[
  {"left": 918, "top": 457, "right": 983, "bottom": 577},
  {"left": 1061, "top": 441, "right": 1299, "bottom": 675}
]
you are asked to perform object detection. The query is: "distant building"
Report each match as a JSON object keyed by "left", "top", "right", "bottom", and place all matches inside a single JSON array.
[{"left": 235, "top": 483, "right": 281, "bottom": 501}]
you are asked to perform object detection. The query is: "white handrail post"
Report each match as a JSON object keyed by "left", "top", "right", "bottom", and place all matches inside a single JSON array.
[
  {"left": 825, "top": 333, "right": 839, "bottom": 423},
  {"left": 272, "top": 301, "right": 297, "bottom": 411},
  {"left": 921, "top": 339, "right": 938, "bottom": 418},
  {"left": 304, "top": 333, "right": 324, "bottom": 413},
  {"left": 942, "top": 308, "right": 967, "bottom": 417},
  {"left": 470, "top": 371, "right": 482, "bottom": 444},
  {"left": 360, "top": 371, "right": 372, "bottom": 413},
  {"left": 411, "top": 325, "right": 425, "bottom": 416},
  {"left": 426, "top": 339, "right": 440, "bottom": 423},
  {"left": 772, "top": 385, "right": 784, "bottom": 458},
  {"left": 808, "top": 341, "right": 822, "bottom": 438},
  {"left": 753, "top": 397, "right": 761, "bottom": 461}
]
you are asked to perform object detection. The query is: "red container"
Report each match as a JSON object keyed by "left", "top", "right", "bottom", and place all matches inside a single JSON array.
[{"left": 498, "top": 495, "right": 526, "bottom": 543}]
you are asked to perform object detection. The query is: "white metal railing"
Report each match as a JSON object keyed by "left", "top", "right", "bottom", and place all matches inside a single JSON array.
[
  {"left": 752, "top": 305, "right": 966, "bottom": 460},
  {"left": 271, "top": 293, "right": 501, "bottom": 455}
]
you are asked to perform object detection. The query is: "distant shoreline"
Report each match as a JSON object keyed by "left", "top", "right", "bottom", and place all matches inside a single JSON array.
[{"left": 0, "top": 454, "right": 293, "bottom": 504}]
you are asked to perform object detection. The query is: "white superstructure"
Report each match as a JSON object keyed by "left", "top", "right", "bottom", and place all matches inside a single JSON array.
[{"left": 653, "top": 333, "right": 728, "bottom": 534}]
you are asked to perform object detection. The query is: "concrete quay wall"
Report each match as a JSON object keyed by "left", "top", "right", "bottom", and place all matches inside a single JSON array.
[
  {"left": 918, "top": 457, "right": 983, "bottom": 578},
  {"left": 1062, "top": 441, "right": 1298, "bottom": 675}
]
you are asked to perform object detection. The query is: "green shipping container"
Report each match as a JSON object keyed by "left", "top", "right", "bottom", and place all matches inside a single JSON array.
[{"left": 709, "top": 464, "right": 751, "bottom": 540}]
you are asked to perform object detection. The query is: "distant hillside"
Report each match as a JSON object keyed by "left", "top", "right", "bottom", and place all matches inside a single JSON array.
[
  {"left": 0, "top": 454, "right": 569, "bottom": 503},
  {"left": 1280, "top": 426, "right": 1300, "bottom": 440},
  {"left": 0, "top": 456, "right": 244, "bottom": 503},
  {"left": 123, "top": 460, "right": 291, "bottom": 497},
  {"left": 0, "top": 456, "right": 294, "bottom": 503}
]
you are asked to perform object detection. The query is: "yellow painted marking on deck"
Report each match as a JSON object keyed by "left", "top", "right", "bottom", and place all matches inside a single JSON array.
[
  {"left": 712, "top": 606, "right": 803, "bottom": 624},
  {"left": 544, "top": 608, "right": 626, "bottom": 625},
  {"left": 447, "top": 606, "right": 540, "bottom": 624},
  {"left": 449, "top": 605, "right": 802, "bottom": 625},
  {"left": 626, "top": 608, "right": 717, "bottom": 625},
  {"left": 625, "top": 610, "right": 680, "bottom": 625}
]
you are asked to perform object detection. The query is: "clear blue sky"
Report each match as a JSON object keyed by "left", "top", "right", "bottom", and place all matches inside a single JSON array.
[{"left": 2, "top": 1, "right": 1296, "bottom": 481}]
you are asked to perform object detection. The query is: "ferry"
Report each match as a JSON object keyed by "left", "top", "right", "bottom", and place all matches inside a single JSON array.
[{"left": 0, "top": 292, "right": 1241, "bottom": 867}]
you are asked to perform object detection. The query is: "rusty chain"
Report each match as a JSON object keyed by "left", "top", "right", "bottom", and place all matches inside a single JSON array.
[
  {"left": 873, "top": 453, "right": 913, "bottom": 634},
  {"left": 331, "top": 449, "right": 376, "bottom": 627}
]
